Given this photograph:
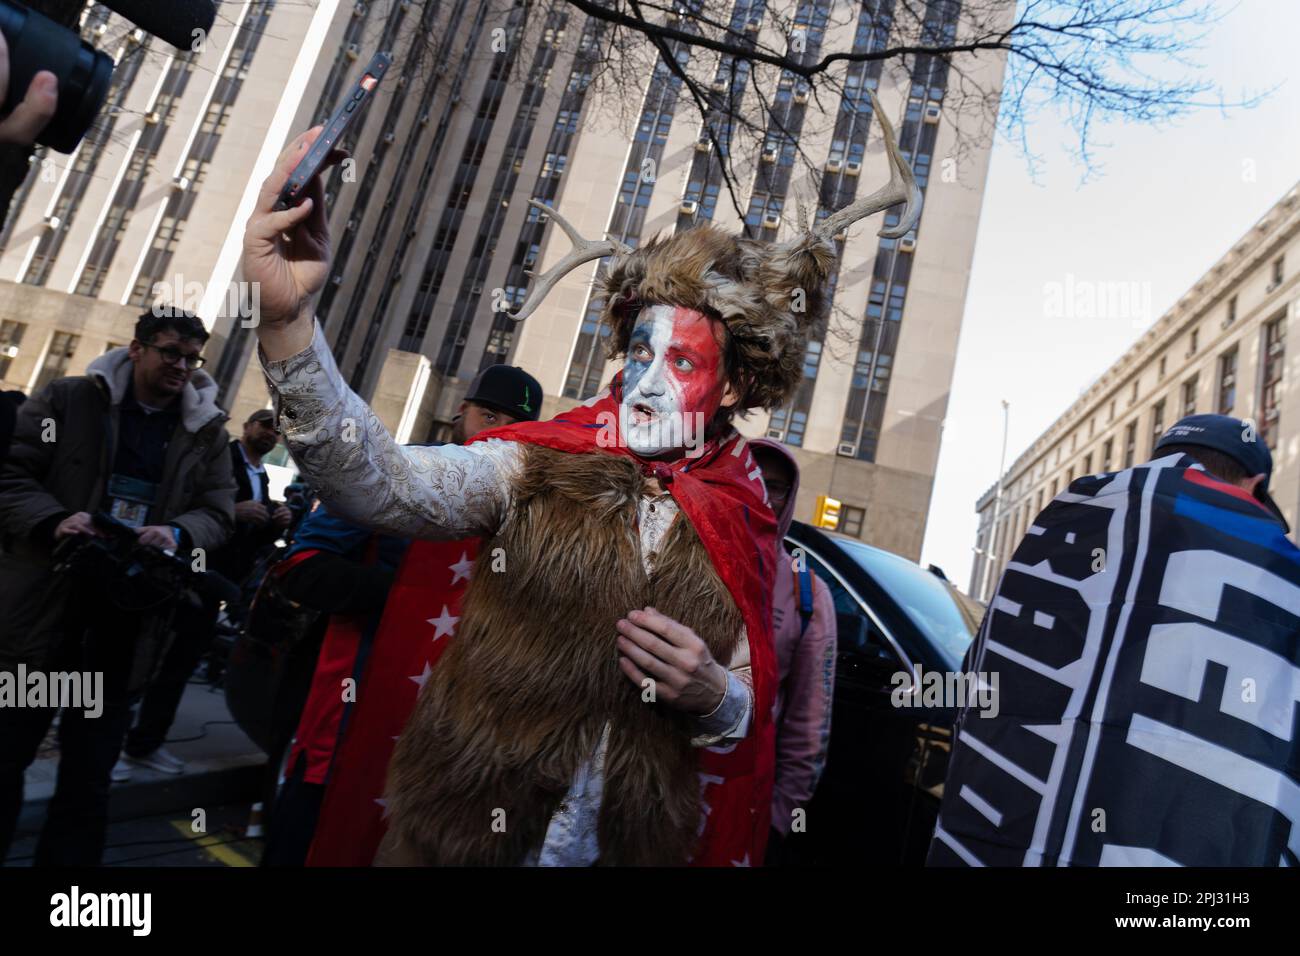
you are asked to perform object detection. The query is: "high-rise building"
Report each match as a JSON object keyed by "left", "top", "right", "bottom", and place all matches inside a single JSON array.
[
  {"left": 1, "top": 0, "right": 1007, "bottom": 561},
  {"left": 971, "top": 181, "right": 1300, "bottom": 599},
  {"left": 0, "top": 0, "right": 347, "bottom": 408}
]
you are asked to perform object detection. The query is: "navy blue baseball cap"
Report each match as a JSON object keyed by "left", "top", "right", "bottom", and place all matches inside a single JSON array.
[{"left": 1154, "top": 413, "right": 1288, "bottom": 531}]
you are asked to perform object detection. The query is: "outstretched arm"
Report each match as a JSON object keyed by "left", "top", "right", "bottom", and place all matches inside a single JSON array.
[
  {"left": 260, "top": 319, "right": 519, "bottom": 541},
  {"left": 243, "top": 128, "right": 517, "bottom": 539}
]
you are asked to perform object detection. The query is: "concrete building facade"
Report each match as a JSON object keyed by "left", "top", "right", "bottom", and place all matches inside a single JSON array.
[
  {"left": 1, "top": 0, "right": 1006, "bottom": 561},
  {"left": 971, "top": 181, "right": 1300, "bottom": 599},
  {"left": 0, "top": 0, "right": 348, "bottom": 412}
]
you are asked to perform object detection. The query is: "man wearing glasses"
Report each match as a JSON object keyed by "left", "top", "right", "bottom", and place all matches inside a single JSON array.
[
  {"left": 0, "top": 310, "right": 236, "bottom": 865},
  {"left": 116, "top": 407, "right": 292, "bottom": 782}
]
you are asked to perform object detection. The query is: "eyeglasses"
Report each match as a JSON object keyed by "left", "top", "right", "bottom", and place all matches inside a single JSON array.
[{"left": 140, "top": 342, "right": 206, "bottom": 369}]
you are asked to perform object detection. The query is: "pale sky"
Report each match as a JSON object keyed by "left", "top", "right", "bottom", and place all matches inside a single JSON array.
[{"left": 919, "top": 0, "right": 1300, "bottom": 589}]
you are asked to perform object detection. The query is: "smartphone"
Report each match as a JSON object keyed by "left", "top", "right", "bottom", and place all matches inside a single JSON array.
[{"left": 273, "top": 51, "right": 393, "bottom": 211}]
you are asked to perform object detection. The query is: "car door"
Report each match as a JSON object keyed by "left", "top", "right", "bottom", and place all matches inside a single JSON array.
[{"left": 781, "top": 535, "right": 955, "bottom": 866}]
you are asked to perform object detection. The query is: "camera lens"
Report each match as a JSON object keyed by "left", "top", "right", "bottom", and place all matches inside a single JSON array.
[{"left": 0, "top": 0, "right": 114, "bottom": 154}]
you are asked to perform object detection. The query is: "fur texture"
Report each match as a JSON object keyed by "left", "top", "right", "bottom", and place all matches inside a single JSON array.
[
  {"left": 600, "top": 225, "right": 838, "bottom": 410},
  {"left": 383, "top": 445, "right": 743, "bottom": 865}
]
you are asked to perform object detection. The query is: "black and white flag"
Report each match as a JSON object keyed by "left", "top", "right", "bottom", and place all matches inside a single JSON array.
[{"left": 930, "top": 454, "right": 1300, "bottom": 867}]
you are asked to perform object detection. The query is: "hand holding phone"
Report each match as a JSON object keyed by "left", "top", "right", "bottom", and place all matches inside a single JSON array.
[
  {"left": 274, "top": 51, "right": 391, "bottom": 211},
  {"left": 241, "top": 50, "right": 387, "bottom": 356}
]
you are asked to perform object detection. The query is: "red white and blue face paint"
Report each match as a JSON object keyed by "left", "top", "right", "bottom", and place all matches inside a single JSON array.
[{"left": 619, "top": 303, "right": 728, "bottom": 457}]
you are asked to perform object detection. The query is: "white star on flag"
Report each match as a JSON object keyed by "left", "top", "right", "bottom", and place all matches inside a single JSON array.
[
  {"left": 697, "top": 773, "right": 724, "bottom": 819},
  {"left": 409, "top": 661, "right": 433, "bottom": 689},
  {"left": 731, "top": 853, "right": 751, "bottom": 867},
  {"left": 449, "top": 551, "right": 473, "bottom": 585},
  {"left": 427, "top": 605, "right": 459, "bottom": 640}
]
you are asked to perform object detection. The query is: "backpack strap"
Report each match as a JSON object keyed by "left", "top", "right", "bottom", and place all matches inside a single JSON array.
[{"left": 795, "top": 563, "right": 815, "bottom": 637}]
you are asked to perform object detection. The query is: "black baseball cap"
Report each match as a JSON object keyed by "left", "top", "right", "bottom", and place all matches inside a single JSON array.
[
  {"left": 464, "top": 365, "right": 542, "bottom": 422},
  {"left": 1154, "top": 413, "right": 1289, "bottom": 531}
]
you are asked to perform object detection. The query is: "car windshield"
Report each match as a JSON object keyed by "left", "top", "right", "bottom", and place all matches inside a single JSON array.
[{"left": 835, "top": 538, "right": 976, "bottom": 672}]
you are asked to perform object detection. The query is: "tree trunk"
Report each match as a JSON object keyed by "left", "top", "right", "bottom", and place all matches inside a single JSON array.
[{"left": 0, "top": 0, "right": 89, "bottom": 224}]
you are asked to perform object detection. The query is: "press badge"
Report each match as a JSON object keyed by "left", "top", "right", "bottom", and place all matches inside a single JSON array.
[{"left": 105, "top": 474, "right": 157, "bottom": 529}]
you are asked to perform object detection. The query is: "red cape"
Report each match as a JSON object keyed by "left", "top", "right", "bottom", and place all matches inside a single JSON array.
[
  {"left": 305, "top": 538, "right": 476, "bottom": 866},
  {"left": 309, "top": 374, "right": 778, "bottom": 866},
  {"left": 481, "top": 374, "right": 780, "bottom": 866}
]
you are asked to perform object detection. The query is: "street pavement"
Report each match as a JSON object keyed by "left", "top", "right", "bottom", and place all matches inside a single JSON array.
[{"left": 7, "top": 677, "right": 268, "bottom": 866}]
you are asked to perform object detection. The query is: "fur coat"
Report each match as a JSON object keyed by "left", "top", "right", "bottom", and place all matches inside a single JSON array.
[{"left": 383, "top": 445, "right": 744, "bottom": 865}]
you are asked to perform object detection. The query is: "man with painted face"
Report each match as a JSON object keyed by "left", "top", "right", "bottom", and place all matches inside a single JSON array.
[{"left": 240, "top": 113, "right": 919, "bottom": 865}]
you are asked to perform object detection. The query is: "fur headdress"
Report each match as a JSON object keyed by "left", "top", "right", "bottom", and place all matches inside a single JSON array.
[{"left": 510, "top": 89, "right": 922, "bottom": 411}]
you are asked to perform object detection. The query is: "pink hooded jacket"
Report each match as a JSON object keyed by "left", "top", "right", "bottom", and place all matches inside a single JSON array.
[{"left": 750, "top": 439, "right": 837, "bottom": 834}]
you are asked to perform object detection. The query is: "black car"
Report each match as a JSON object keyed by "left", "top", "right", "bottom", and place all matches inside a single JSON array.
[{"left": 776, "top": 520, "right": 982, "bottom": 866}]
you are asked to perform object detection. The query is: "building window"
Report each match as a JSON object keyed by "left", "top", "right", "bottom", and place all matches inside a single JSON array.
[
  {"left": 1082, "top": 453, "right": 1092, "bottom": 476},
  {"left": 1261, "top": 316, "right": 1285, "bottom": 447},
  {"left": 1109, "top": 399, "right": 1116, "bottom": 421},
  {"left": 1101, "top": 437, "right": 1113, "bottom": 472},
  {"left": 34, "top": 331, "right": 79, "bottom": 393},
  {"left": 540, "top": 152, "right": 567, "bottom": 177},
  {"left": 1188, "top": 327, "right": 1198, "bottom": 356},
  {"left": 1271, "top": 256, "right": 1284, "bottom": 290},
  {"left": 1181, "top": 374, "right": 1198, "bottom": 417},
  {"left": 0, "top": 319, "right": 27, "bottom": 381},
  {"left": 1158, "top": 355, "right": 1166, "bottom": 379},
  {"left": 554, "top": 109, "right": 579, "bottom": 133},
  {"left": 1123, "top": 421, "right": 1137, "bottom": 468},
  {"left": 1227, "top": 295, "right": 1237, "bottom": 326},
  {"left": 1150, "top": 398, "right": 1166, "bottom": 456},
  {"left": 1130, "top": 379, "right": 1139, "bottom": 403},
  {"left": 1218, "top": 347, "right": 1238, "bottom": 414},
  {"left": 840, "top": 505, "right": 865, "bottom": 538}
]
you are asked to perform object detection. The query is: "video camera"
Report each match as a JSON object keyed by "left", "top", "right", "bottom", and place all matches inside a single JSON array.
[
  {"left": 0, "top": 0, "right": 216, "bottom": 153},
  {"left": 51, "top": 510, "right": 226, "bottom": 612}
]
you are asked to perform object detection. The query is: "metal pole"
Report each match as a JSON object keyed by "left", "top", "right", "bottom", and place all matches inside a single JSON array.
[{"left": 981, "top": 400, "right": 1011, "bottom": 601}]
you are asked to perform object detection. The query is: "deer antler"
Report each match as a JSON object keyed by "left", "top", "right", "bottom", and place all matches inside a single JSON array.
[
  {"left": 812, "top": 87, "right": 923, "bottom": 243},
  {"left": 509, "top": 198, "right": 632, "bottom": 322}
]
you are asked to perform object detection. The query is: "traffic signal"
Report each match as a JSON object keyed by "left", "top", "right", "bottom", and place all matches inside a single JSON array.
[{"left": 813, "top": 494, "right": 841, "bottom": 530}]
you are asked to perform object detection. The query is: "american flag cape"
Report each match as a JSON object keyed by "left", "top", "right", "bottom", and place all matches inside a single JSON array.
[
  {"left": 929, "top": 453, "right": 1300, "bottom": 867},
  {"left": 460, "top": 373, "right": 779, "bottom": 867},
  {"left": 305, "top": 537, "right": 475, "bottom": 866},
  {"left": 310, "top": 373, "right": 778, "bottom": 866}
]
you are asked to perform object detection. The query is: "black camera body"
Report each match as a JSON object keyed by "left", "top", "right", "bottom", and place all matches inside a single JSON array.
[
  {"left": 52, "top": 510, "right": 195, "bottom": 611},
  {"left": 0, "top": 1, "right": 112, "bottom": 153},
  {"left": 0, "top": 0, "right": 216, "bottom": 153}
]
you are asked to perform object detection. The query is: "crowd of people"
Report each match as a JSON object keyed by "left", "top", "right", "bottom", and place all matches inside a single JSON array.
[
  {"left": 0, "top": 301, "right": 838, "bottom": 866},
  {"left": 1, "top": 108, "right": 1296, "bottom": 870}
]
